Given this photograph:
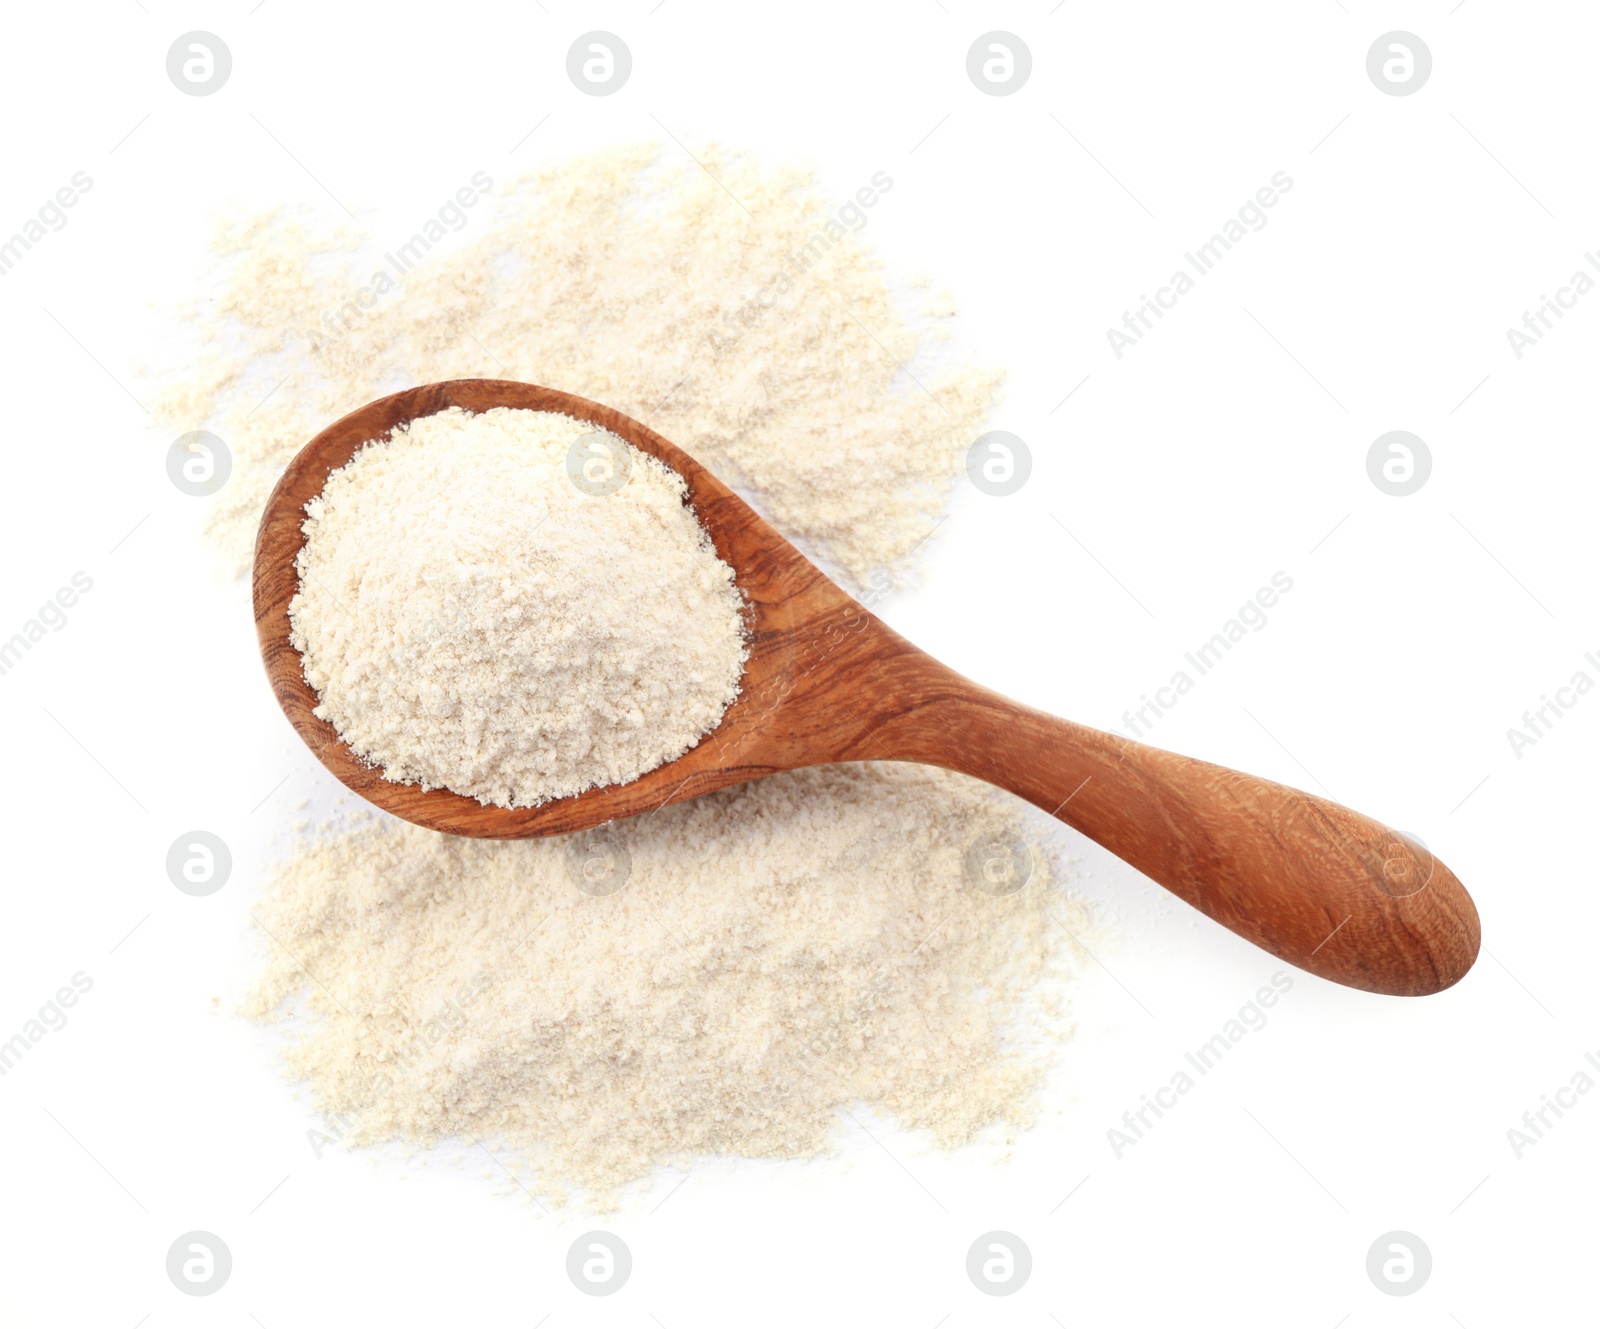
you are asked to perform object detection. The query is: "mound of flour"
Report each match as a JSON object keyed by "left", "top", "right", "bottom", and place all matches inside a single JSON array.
[
  {"left": 288, "top": 406, "right": 747, "bottom": 807},
  {"left": 247, "top": 764, "right": 1075, "bottom": 1206}
]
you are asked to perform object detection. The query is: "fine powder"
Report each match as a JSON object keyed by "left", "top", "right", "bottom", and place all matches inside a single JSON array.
[
  {"left": 153, "top": 142, "right": 1090, "bottom": 1204},
  {"left": 288, "top": 407, "right": 747, "bottom": 807},
  {"left": 247, "top": 764, "right": 1075, "bottom": 1206},
  {"left": 152, "top": 142, "right": 1002, "bottom": 589}
]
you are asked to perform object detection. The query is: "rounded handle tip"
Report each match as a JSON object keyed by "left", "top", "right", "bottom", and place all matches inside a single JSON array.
[{"left": 1292, "top": 814, "right": 1481, "bottom": 997}]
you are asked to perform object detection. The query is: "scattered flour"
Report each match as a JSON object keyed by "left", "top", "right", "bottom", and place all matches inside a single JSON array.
[
  {"left": 288, "top": 406, "right": 747, "bottom": 807},
  {"left": 151, "top": 142, "right": 1002, "bottom": 589},
  {"left": 247, "top": 764, "right": 1076, "bottom": 1207}
]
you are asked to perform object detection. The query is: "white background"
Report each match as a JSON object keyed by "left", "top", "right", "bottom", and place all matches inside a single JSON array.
[{"left": 0, "top": 2, "right": 1593, "bottom": 1324}]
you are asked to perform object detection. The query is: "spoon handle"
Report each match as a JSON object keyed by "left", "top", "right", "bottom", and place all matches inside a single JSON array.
[{"left": 862, "top": 661, "right": 1479, "bottom": 996}]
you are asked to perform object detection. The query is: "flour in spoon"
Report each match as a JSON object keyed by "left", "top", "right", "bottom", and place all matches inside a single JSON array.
[{"left": 288, "top": 406, "right": 748, "bottom": 807}]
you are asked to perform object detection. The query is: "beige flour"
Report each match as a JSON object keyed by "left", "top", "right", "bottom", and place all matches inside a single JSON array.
[
  {"left": 152, "top": 142, "right": 1001, "bottom": 588},
  {"left": 247, "top": 764, "right": 1074, "bottom": 1205},
  {"left": 170, "top": 143, "right": 1088, "bottom": 1206},
  {"left": 289, "top": 407, "right": 746, "bottom": 807}
]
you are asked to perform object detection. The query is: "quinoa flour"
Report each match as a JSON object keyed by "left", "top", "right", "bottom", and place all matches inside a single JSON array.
[
  {"left": 247, "top": 764, "right": 1076, "bottom": 1206},
  {"left": 155, "top": 141, "right": 1087, "bottom": 1207},
  {"left": 289, "top": 407, "right": 747, "bottom": 807},
  {"left": 152, "top": 141, "right": 1002, "bottom": 589}
]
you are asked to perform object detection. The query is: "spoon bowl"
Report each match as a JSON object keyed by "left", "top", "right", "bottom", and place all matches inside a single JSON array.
[{"left": 255, "top": 378, "right": 1481, "bottom": 997}]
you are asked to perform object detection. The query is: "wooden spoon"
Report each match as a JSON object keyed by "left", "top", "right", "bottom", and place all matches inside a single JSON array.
[{"left": 254, "top": 378, "right": 1480, "bottom": 997}]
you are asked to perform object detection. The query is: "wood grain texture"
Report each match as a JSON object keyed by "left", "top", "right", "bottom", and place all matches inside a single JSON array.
[{"left": 254, "top": 378, "right": 1481, "bottom": 997}]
